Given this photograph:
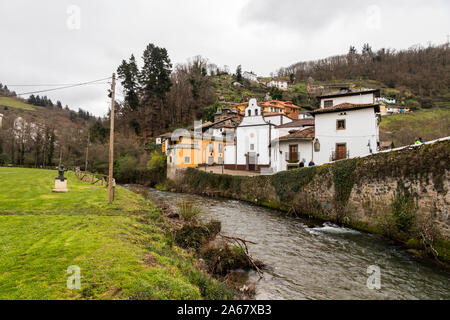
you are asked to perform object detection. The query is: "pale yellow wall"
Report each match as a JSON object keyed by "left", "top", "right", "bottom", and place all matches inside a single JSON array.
[{"left": 172, "top": 136, "right": 227, "bottom": 167}]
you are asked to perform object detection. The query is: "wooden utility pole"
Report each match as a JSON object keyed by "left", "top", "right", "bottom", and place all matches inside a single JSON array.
[
  {"left": 85, "top": 131, "right": 90, "bottom": 172},
  {"left": 108, "top": 73, "right": 116, "bottom": 204}
]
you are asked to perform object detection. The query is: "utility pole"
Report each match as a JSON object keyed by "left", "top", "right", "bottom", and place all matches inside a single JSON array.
[
  {"left": 108, "top": 73, "right": 116, "bottom": 204},
  {"left": 85, "top": 131, "right": 90, "bottom": 172}
]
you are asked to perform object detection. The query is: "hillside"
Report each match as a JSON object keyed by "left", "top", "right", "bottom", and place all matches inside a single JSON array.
[
  {"left": 0, "top": 96, "right": 91, "bottom": 129},
  {"left": 278, "top": 43, "right": 450, "bottom": 110},
  {"left": 380, "top": 109, "right": 450, "bottom": 147},
  {"left": 0, "top": 95, "right": 100, "bottom": 168}
]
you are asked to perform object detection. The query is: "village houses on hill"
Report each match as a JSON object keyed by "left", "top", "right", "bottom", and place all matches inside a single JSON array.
[{"left": 160, "top": 88, "right": 382, "bottom": 175}]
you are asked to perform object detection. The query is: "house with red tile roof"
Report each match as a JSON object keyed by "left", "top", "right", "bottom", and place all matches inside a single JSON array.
[
  {"left": 270, "top": 89, "right": 381, "bottom": 172},
  {"left": 311, "top": 89, "right": 380, "bottom": 165}
]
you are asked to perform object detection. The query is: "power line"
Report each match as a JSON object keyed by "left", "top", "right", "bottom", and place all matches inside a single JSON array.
[
  {"left": 16, "top": 77, "right": 111, "bottom": 96},
  {"left": 9, "top": 82, "right": 111, "bottom": 87}
]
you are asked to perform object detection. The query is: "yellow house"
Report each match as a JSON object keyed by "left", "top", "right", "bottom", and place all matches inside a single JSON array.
[{"left": 166, "top": 133, "right": 229, "bottom": 168}]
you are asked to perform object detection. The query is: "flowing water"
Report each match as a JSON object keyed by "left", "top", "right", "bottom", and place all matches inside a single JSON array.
[{"left": 136, "top": 187, "right": 450, "bottom": 300}]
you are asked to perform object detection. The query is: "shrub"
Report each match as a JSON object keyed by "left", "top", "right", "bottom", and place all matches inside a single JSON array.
[
  {"left": 174, "top": 220, "right": 221, "bottom": 250},
  {"left": 392, "top": 188, "right": 416, "bottom": 233},
  {"left": 175, "top": 224, "right": 210, "bottom": 249},
  {"left": 147, "top": 151, "right": 166, "bottom": 171},
  {"left": 199, "top": 242, "right": 263, "bottom": 276},
  {"left": 0, "top": 153, "right": 7, "bottom": 165},
  {"left": 177, "top": 201, "right": 202, "bottom": 222},
  {"left": 114, "top": 155, "right": 139, "bottom": 181}
]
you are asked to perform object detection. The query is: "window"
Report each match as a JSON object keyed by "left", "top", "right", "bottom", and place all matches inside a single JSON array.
[
  {"left": 248, "top": 109, "right": 251, "bottom": 116},
  {"left": 250, "top": 144, "right": 255, "bottom": 151},
  {"left": 324, "top": 100, "right": 333, "bottom": 108},
  {"left": 219, "top": 143, "right": 223, "bottom": 153},
  {"left": 337, "top": 119, "right": 346, "bottom": 130},
  {"left": 255, "top": 109, "right": 259, "bottom": 115},
  {"left": 209, "top": 143, "right": 214, "bottom": 152},
  {"left": 185, "top": 156, "right": 190, "bottom": 163}
]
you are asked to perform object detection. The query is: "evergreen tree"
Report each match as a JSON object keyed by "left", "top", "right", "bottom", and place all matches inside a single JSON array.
[
  {"left": 236, "top": 65, "right": 242, "bottom": 83},
  {"left": 138, "top": 43, "right": 172, "bottom": 137},
  {"left": 117, "top": 54, "right": 140, "bottom": 111},
  {"left": 139, "top": 43, "right": 172, "bottom": 100},
  {"left": 269, "top": 87, "right": 283, "bottom": 100},
  {"left": 349, "top": 46, "right": 357, "bottom": 54},
  {"left": 28, "top": 95, "right": 36, "bottom": 105}
]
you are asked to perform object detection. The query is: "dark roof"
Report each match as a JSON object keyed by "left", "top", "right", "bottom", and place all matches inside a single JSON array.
[
  {"left": 279, "top": 127, "right": 315, "bottom": 140},
  {"left": 277, "top": 119, "right": 315, "bottom": 128},
  {"left": 311, "top": 103, "right": 380, "bottom": 115},
  {"left": 317, "top": 89, "right": 380, "bottom": 100},
  {"left": 263, "top": 112, "right": 284, "bottom": 117}
]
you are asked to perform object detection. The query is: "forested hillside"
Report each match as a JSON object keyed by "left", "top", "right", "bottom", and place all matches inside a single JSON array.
[
  {"left": 278, "top": 43, "right": 450, "bottom": 110},
  {"left": 0, "top": 96, "right": 105, "bottom": 167}
]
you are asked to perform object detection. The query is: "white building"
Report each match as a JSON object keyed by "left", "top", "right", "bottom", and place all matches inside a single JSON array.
[
  {"left": 225, "top": 99, "right": 277, "bottom": 171},
  {"left": 227, "top": 90, "right": 381, "bottom": 173},
  {"left": 263, "top": 113, "right": 293, "bottom": 126},
  {"left": 299, "top": 112, "right": 314, "bottom": 120},
  {"left": 243, "top": 71, "right": 258, "bottom": 82},
  {"left": 270, "top": 122, "right": 316, "bottom": 173},
  {"left": 312, "top": 91, "right": 380, "bottom": 165},
  {"left": 317, "top": 89, "right": 379, "bottom": 108},
  {"left": 270, "top": 89, "right": 380, "bottom": 172},
  {"left": 267, "top": 79, "right": 288, "bottom": 90}
]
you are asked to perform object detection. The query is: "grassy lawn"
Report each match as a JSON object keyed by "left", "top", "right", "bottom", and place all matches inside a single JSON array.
[
  {"left": 0, "top": 167, "right": 231, "bottom": 300},
  {"left": 0, "top": 97, "right": 35, "bottom": 111}
]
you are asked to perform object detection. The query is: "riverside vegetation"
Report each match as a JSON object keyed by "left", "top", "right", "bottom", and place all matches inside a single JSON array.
[
  {"left": 0, "top": 167, "right": 234, "bottom": 299},
  {"left": 141, "top": 198, "right": 264, "bottom": 298}
]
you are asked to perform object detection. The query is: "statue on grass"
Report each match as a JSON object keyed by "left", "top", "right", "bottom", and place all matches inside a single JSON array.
[{"left": 52, "top": 165, "right": 69, "bottom": 193}]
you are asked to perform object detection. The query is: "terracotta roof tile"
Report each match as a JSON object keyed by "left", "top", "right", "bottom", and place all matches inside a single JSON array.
[{"left": 279, "top": 127, "right": 315, "bottom": 140}]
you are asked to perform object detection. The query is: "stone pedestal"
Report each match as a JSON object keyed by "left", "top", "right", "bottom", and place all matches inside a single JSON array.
[{"left": 52, "top": 179, "right": 69, "bottom": 193}]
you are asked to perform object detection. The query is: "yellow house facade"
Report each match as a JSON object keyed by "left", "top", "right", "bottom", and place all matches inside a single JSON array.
[{"left": 166, "top": 134, "right": 229, "bottom": 168}]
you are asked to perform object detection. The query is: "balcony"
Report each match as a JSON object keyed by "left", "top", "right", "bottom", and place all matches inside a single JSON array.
[
  {"left": 285, "top": 152, "right": 300, "bottom": 163},
  {"left": 331, "top": 150, "right": 350, "bottom": 161}
]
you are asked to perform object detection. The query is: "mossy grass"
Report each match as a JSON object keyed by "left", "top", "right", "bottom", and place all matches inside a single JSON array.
[{"left": 0, "top": 167, "right": 231, "bottom": 299}]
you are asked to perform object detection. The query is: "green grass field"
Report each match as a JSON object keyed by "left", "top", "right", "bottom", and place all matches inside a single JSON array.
[
  {"left": 0, "top": 97, "right": 35, "bottom": 111},
  {"left": 380, "top": 109, "right": 450, "bottom": 147},
  {"left": 0, "top": 167, "right": 231, "bottom": 300}
]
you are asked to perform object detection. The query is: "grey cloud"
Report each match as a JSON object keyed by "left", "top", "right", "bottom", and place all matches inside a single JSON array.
[{"left": 0, "top": 0, "right": 449, "bottom": 116}]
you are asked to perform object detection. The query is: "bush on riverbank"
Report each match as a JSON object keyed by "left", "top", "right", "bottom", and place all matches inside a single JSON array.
[
  {"left": 200, "top": 243, "right": 263, "bottom": 276},
  {"left": 175, "top": 220, "right": 221, "bottom": 249}
]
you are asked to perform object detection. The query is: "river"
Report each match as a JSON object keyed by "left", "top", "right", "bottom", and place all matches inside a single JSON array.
[{"left": 134, "top": 187, "right": 450, "bottom": 300}]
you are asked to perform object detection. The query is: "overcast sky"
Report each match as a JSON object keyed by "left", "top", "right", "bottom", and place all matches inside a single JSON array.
[{"left": 1, "top": 0, "right": 449, "bottom": 116}]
